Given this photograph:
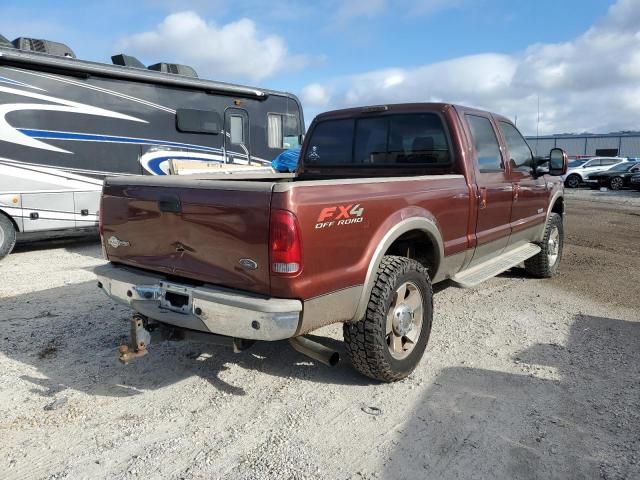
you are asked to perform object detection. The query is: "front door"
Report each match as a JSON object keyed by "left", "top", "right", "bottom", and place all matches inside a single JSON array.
[
  {"left": 224, "top": 108, "right": 251, "bottom": 164},
  {"left": 464, "top": 113, "right": 513, "bottom": 267},
  {"left": 497, "top": 120, "right": 548, "bottom": 247}
]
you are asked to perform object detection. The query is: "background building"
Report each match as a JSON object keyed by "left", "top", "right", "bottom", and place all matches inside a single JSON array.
[{"left": 525, "top": 133, "right": 640, "bottom": 158}]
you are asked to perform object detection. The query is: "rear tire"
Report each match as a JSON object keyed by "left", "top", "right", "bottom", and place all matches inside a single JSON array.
[
  {"left": 524, "top": 213, "right": 563, "bottom": 278},
  {"left": 609, "top": 176, "right": 624, "bottom": 190},
  {"left": 565, "top": 174, "right": 581, "bottom": 188},
  {"left": 343, "top": 255, "right": 433, "bottom": 382},
  {"left": 0, "top": 213, "right": 17, "bottom": 260}
]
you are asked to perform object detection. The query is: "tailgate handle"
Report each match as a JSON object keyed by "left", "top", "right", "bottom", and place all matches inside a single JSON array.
[{"left": 158, "top": 196, "right": 182, "bottom": 213}]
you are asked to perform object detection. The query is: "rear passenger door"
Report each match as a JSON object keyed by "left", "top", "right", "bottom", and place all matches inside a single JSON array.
[
  {"left": 497, "top": 121, "right": 548, "bottom": 246},
  {"left": 465, "top": 114, "right": 513, "bottom": 267}
]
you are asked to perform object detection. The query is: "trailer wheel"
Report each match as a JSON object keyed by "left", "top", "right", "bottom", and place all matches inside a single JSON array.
[
  {"left": 343, "top": 255, "right": 433, "bottom": 382},
  {"left": 0, "top": 213, "right": 17, "bottom": 260}
]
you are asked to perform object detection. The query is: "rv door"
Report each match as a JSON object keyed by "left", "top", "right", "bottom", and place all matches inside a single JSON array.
[{"left": 224, "top": 108, "right": 251, "bottom": 164}]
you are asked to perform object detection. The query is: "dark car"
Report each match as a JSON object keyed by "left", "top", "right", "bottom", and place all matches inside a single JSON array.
[
  {"left": 630, "top": 172, "right": 640, "bottom": 191},
  {"left": 587, "top": 162, "right": 640, "bottom": 190}
]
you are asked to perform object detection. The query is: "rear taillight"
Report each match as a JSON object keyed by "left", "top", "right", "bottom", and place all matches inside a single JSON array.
[{"left": 269, "top": 209, "right": 302, "bottom": 276}]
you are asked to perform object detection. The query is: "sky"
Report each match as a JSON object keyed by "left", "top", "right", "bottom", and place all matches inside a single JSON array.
[{"left": 1, "top": 0, "right": 638, "bottom": 135}]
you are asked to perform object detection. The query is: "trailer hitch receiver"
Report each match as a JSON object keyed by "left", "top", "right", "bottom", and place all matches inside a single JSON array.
[{"left": 118, "top": 314, "right": 151, "bottom": 364}]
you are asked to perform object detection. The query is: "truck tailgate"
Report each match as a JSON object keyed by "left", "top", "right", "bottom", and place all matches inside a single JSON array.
[{"left": 101, "top": 176, "right": 275, "bottom": 295}]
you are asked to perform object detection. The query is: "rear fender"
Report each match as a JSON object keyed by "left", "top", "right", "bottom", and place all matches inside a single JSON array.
[{"left": 351, "top": 212, "right": 443, "bottom": 322}]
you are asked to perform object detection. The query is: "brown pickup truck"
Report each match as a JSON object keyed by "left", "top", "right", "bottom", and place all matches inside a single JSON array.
[{"left": 95, "top": 103, "right": 568, "bottom": 382}]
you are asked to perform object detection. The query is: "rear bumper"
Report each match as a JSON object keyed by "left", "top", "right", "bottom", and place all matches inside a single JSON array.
[{"left": 94, "top": 263, "right": 302, "bottom": 341}]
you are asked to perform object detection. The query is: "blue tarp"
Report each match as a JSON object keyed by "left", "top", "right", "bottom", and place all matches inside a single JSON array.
[{"left": 271, "top": 147, "right": 301, "bottom": 173}]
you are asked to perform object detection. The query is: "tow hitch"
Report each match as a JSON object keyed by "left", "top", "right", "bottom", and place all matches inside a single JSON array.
[
  {"left": 118, "top": 314, "right": 151, "bottom": 364},
  {"left": 117, "top": 314, "right": 256, "bottom": 364}
]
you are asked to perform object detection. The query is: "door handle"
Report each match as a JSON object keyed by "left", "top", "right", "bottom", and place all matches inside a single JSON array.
[
  {"left": 479, "top": 187, "right": 487, "bottom": 209},
  {"left": 513, "top": 183, "right": 520, "bottom": 201}
]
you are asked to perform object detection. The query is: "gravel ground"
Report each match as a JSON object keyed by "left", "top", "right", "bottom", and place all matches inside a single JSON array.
[{"left": 1, "top": 190, "right": 639, "bottom": 480}]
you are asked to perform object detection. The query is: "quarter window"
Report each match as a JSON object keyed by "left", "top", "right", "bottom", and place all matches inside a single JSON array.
[
  {"left": 466, "top": 115, "right": 503, "bottom": 172},
  {"left": 499, "top": 121, "right": 533, "bottom": 172}
]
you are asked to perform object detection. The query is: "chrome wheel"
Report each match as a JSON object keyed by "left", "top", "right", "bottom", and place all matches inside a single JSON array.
[
  {"left": 386, "top": 281, "right": 423, "bottom": 359},
  {"left": 547, "top": 226, "right": 560, "bottom": 266},
  {"left": 610, "top": 177, "right": 624, "bottom": 190}
]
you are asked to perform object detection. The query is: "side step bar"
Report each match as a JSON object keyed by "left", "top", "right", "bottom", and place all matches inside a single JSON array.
[{"left": 452, "top": 243, "right": 541, "bottom": 288}]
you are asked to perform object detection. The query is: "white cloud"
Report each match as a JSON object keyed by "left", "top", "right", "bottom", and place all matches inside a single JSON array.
[
  {"left": 301, "top": 0, "right": 640, "bottom": 135},
  {"left": 116, "top": 11, "right": 306, "bottom": 82},
  {"left": 301, "top": 83, "right": 331, "bottom": 108}
]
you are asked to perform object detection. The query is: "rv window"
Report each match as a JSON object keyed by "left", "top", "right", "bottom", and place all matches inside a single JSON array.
[
  {"left": 229, "top": 115, "right": 245, "bottom": 144},
  {"left": 176, "top": 109, "right": 222, "bottom": 134},
  {"left": 268, "top": 113, "right": 300, "bottom": 149}
]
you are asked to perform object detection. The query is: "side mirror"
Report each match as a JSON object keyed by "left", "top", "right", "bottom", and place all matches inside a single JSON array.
[{"left": 549, "top": 148, "right": 568, "bottom": 176}]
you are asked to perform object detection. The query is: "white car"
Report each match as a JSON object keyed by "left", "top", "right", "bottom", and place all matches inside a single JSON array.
[{"left": 562, "top": 157, "right": 628, "bottom": 188}]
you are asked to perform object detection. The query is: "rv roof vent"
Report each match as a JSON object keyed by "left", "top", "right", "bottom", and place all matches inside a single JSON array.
[
  {"left": 148, "top": 62, "right": 198, "bottom": 78},
  {"left": 111, "top": 53, "right": 145, "bottom": 69},
  {"left": 0, "top": 34, "right": 13, "bottom": 48},
  {"left": 12, "top": 37, "right": 76, "bottom": 58}
]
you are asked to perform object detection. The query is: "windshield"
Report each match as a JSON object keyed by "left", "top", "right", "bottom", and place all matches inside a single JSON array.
[
  {"left": 568, "top": 159, "right": 587, "bottom": 168},
  {"left": 609, "top": 162, "right": 636, "bottom": 172}
]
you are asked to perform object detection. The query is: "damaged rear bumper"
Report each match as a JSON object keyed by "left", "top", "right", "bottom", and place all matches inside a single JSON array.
[{"left": 94, "top": 263, "right": 302, "bottom": 341}]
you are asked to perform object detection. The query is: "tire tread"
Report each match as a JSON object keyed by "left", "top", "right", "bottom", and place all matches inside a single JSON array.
[{"left": 343, "top": 255, "right": 432, "bottom": 382}]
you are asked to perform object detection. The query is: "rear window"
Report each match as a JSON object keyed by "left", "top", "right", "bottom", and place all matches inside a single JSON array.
[{"left": 304, "top": 113, "right": 451, "bottom": 167}]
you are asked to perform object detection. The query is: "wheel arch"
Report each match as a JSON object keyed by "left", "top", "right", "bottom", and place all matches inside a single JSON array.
[
  {"left": 0, "top": 208, "right": 21, "bottom": 232},
  {"left": 550, "top": 195, "right": 564, "bottom": 217},
  {"left": 352, "top": 217, "right": 444, "bottom": 322}
]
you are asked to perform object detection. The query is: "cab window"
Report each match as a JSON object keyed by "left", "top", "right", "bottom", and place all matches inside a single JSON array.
[
  {"left": 304, "top": 113, "right": 451, "bottom": 167},
  {"left": 466, "top": 115, "right": 503, "bottom": 173},
  {"left": 499, "top": 121, "right": 533, "bottom": 172}
]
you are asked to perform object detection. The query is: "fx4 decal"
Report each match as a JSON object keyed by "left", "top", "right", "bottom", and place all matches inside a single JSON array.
[{"left": 315, "top": 204, "right": 365, "bottom": 229}]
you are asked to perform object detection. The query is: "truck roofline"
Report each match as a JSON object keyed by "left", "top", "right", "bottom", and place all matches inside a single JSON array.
[{"left": 312, "top": 102, "right": 516, "bottom": 127}]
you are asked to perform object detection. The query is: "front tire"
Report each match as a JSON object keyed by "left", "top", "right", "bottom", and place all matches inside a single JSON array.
[
  {"left": 343, "top": 256, "right": 433, "bottom": 382},
  {"left": 524, "top": 213, "right": 563, "bottom": 278},
  {"left": 565, "top": 174, "right": 581, "bottom": 188},
  {"left": 0, "top": 214, "right": 17, "bottom": 260}
]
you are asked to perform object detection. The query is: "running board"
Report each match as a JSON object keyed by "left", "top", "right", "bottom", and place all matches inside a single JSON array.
[{"left": 452, "top": 243, "right": 541, "bottom": 288}]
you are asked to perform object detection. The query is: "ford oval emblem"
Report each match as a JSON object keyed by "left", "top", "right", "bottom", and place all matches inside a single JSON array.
[
  {"left": 108, "top": 235, "right": 130, "bottom": 249},
  {"left": 239, "top": 258, "right": 258, "bottom": 270}
]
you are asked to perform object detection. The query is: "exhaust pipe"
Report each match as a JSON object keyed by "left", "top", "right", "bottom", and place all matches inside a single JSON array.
[{"left": 289, "top": 336, "right": 340, "bottom": 367}]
